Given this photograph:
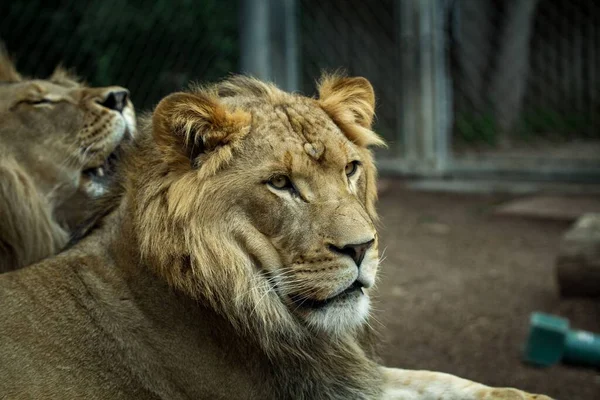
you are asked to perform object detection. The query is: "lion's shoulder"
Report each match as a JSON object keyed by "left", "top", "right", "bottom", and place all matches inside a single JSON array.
[{"left": 0, "top": 155, "right": 69, "bottom": 272}]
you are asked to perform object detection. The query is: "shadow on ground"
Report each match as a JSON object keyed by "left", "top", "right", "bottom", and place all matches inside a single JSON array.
[{"left": 373, "top": 181, "right": 600, "bottom": 400}]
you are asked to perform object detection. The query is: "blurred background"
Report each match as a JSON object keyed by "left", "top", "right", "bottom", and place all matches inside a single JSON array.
[{"left": 2, "top": 0, "right": 599, "bottom": 399}]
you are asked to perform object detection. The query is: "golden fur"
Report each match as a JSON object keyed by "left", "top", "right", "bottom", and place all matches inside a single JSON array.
[
  {"left": 0, "top": 43, "right": 136, "bottom": 271},
  {"left": 0, "top": 74, "right": 552, "bottom": 399}
]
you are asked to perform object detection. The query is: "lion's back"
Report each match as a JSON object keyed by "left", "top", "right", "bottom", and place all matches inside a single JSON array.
[{"left": 0, "top": 253, "right": 154, "bottom": 399}]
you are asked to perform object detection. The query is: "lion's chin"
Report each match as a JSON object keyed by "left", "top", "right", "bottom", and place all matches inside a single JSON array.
[
  {"left": 80, "top": 125, "right": 133, "bottom": 198},
  {"left": 297, "top": 292, "right": 371, "bottom": 334}
]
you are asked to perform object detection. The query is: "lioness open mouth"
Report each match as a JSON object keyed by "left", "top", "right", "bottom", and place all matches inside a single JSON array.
[
  {"left": 82, "top": 126, "right": 133, "bottom": 182},
  {"left": 82, "top": 149, "right": 120, "bottom": 180},
  {"left": 290, "top": 280, "right": 365, "bottom": 310}
]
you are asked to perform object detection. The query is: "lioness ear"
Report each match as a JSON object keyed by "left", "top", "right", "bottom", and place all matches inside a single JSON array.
[
  {"left": 0, "top": 42, "right": 21, "bottom": 83},
  {"left": 152, "top": 91, "right": 251, "bottom": 168},
  {"left": 50, "top": 66, "right": 81, "bottom": 88},
  {"left": 317, "top": 74, "right": 385, "bottom": 147}
]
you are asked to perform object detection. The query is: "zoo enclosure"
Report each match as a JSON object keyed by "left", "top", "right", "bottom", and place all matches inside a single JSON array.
[
  {"left": 3, "top": 0, "right": 600, "bottom": 181},
  {"left": 242, "top": 0, "right": 600, "bottom": 181}
]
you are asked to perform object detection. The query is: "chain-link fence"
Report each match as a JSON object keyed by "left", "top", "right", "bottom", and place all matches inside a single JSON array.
[
  {"left": 298, "top": 0, "right": 600, "bottom": 177},
  {"left": 3, "top": 0, "right": 599, "bottom": 178},
  {"left": 300, "top": 0, "right": 398, "bottom": 144},
  {"left": 0, "top": 0, "right": 239, "bottom": 111},
  {"left": 451, "top": 0, "right": 600, "bottom": 162}
]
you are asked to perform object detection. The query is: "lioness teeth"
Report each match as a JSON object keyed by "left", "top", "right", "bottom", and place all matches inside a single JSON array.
[{"left": 96, "top": 167, "right": 105, "bottom": 177}]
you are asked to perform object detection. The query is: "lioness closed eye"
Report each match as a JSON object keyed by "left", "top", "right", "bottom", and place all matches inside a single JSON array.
[
  {"left": 0, "top": 74, "right": 551, "bottom": 400},
  {"left": 0, "top": 43, "right": 136, "bottom": 272}
]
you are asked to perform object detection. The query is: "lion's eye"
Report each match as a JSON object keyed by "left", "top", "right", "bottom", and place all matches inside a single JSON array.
[
  {"left": 345, "top": 161, "right": 360, "bottom": 177},
  {"left": 268, "top": 175, "right": 292, "bottom": 190},
  {"left": 26, "top": 99, "right": 53, "bottom": 106}
]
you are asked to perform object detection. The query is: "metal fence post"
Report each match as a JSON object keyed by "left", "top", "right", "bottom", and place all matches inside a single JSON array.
[
  {"left": 432, "top": 0, "right": 452, "bottom": 172},
  {"left": 419, "top": 0, "right": 436, "bottom": 171},
  {"left": 270, "top": 0, "right": 300, "bottom": 92},
  {"left": 240, "top": 0, "right": 299, "bottom": 92},
  {"left": 393, "top": 0, "right": 451, "bottom": 175},
  {"left": 397, "top": 0, "right": 418, "bottom": 164},
  {"left": 240, "top": 0, "right": 271, "bottom": 81}
]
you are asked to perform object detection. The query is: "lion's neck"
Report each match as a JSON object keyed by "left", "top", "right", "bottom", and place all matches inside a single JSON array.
[{"left": 92, "top": 201, "right": 383, "bottom": 399}]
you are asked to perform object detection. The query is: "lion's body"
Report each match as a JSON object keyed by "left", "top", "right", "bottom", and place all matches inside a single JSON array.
[
  {"left": 0, "top": 218, "right": 383, "bottom": 399},
  {"left": 0, "top": 75, "right": 551, "bottom": 399},
  {"left": 0, "top": 227, "right": 271, "bottom": 399},
  {"left": 0, "top": 44, "right": 135, "bottom": 271}
]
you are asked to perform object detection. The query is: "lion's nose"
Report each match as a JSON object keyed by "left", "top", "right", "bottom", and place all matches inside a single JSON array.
[
  {"left": 99, "top": 89, "right": 129, "bottom": 113},
  {"left": 328, "top": 238, "right": 374, "bottom": 267}
]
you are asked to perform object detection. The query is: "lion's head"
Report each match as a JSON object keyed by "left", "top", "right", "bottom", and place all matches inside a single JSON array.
[
  {"left": 126, "top": 74, "right": 384, "bottom": 346},
  {"left": 0, "top": 44, "right": 136, "bottom": 271}
]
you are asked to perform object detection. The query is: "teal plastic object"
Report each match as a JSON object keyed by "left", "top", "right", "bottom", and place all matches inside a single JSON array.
[{"left": 523, "top": 312, "right": 600, "bottom": 367}]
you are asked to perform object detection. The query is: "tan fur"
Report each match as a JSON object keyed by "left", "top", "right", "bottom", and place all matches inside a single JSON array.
[
  {"left": 318, "top": 74, "right": 385, "bottom": 148},
  {"left": 0, "top": 43, "right": 21, "bottom": 82},
  {"left": 0, "top": 75, "right": 552, "bottom": 399},
  {"left": 0, "top": 43, "right": 136, "bottom": 271},
  {"left": 0, "top": 159, "right": 68, "bottom": 266}
]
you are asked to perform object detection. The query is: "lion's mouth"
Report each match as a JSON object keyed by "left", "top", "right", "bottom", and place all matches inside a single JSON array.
[
  {"left": 82, "top": 127, "right": 133, "bottom": 181},
  {"left": 290, "top": 280, "right": 365, "bottom": 310},
  {"left": 82, "top": 150, "right": 119, "bottom": 180}
]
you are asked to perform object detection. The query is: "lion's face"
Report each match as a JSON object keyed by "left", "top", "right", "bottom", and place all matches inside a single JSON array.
[
  {"left": 223, "top": 101, "right": 379, "bottom": 332},
  {"left": 139, "top": 75, "right": 384, "bottom": 338},
  {"left": 0, "top": 54, "right": 135, "bottom": 230}
]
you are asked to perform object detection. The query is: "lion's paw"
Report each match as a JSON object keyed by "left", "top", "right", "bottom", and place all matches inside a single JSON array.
[{"left": 482, "top": 388, "right": 553, "bottom": 400}]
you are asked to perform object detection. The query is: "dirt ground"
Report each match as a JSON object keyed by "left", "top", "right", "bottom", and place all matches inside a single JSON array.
[{"left": 372, "top": 181, "right": 600, "bottom": 400}]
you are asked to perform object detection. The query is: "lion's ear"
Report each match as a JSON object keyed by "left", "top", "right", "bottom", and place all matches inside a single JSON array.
[
  {"left": 0, "top": 42, "right": 21, "bottom": 83},
  {"left": 152, "top": 92, "right": 251, "bottom": 168},
  {"left": 317, "top": 74, "right": 385, "bottom": 147},
  {"left": 49, "top": 66, "right": 81, "bottom": 88}
]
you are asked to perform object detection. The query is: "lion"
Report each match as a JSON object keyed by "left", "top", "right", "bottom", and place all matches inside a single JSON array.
[
  {"left": 0, "top": 74, "right": 552, "bottom": 399},
  {"left": 0, "top": 43, "right": 136, "bottom": 272}
]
